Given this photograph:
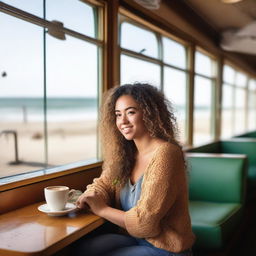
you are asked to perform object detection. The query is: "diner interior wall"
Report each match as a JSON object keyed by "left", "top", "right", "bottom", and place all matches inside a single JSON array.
[{"left": 0, "top": 167, "right": 102, "bottom": 214}]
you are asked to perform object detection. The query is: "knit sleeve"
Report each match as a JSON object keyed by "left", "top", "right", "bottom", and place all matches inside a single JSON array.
[
  {"left": 124, "top": 143, "right": 185, "bottom": 238},
  {"left": 83, "top": 164, "right": 115, "bottom": 205}
]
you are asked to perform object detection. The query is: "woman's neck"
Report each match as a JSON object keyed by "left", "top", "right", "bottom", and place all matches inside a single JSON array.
[{"left": 134, "top": 135, "right": 164, "bottom": 155}]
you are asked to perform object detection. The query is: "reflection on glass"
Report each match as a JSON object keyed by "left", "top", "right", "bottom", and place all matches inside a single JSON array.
[
  {"left": 163, "top": 67, "right": 187, "bottom": 143},
  {"left": 46, "top": 35, "right": 98, "bottom": 166},
  {"left": 221, "top": 84, "right": 233, "bottom": 138},
  {"left": 0, "top": 13, "right": 44, "bottom": 178},
  {"left": 2, "top": 0, "right": 43, "bottom": 17},
  {"left": 46, "top": 0, "right": 96, "bottom": 38},
  {"left": 234, "top": 88, "right": 246, "bottom": 134},
  {"left": 163, "top": 37, "right": 187, "bottom": 69},
  {"left": 121, "top": 22, "right": 158, "bottom": 58},
  {"left": 193, "top": 76, "right": 213, "bottom": 145},
  {"left": 121, "top": 54, "right": 161, "bottom": 88},
  {"left": 195, "top": 51, "right": 214, "bottom": 77},
  {"left": 223, "top": 65, "right": 235, "bottom": 84}
]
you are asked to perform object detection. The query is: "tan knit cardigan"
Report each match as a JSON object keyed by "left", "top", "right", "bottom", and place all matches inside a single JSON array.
[{"left": 85, "top": 142, "right": 195, "bottom": 253}]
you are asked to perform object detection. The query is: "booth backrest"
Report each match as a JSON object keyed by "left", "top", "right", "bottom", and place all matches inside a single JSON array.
[
  {"left": 187, "top": 155, "right": 247, "bottom": 203},
  {"left": 187, "top": 141, "right": 220, "bottom": 153},
  {"left": 234, "top": 131, "right": 256, "bottom": 138},
  {"left": 221, "top": 140, "right": 256, "bottom": 166}
]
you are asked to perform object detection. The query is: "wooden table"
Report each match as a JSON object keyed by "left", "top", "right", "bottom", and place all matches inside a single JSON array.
[{"left": 0, "top": 202, "right": 105, "bottom": 256}]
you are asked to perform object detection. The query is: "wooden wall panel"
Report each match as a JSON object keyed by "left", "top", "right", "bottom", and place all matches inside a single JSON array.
[{"left": 0, "top": 167, "right": 102, "bottom": 214}]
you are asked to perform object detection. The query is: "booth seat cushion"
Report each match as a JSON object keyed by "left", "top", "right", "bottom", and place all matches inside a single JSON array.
[{"left": 190, "top": 201, "right": 243, "bottom": 249}]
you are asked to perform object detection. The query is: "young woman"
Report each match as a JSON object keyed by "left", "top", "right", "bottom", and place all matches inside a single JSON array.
[{"left": 75, "top": 83, "right": 195, "bottom": 256}]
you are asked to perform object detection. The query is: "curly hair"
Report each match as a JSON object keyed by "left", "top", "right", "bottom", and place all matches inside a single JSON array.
[{"left": 99, "top": 83, "right": 181, "bottom": 186}]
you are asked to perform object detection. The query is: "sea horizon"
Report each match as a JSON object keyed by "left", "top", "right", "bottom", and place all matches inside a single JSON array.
[{"left": 0, "top": 97, "right": 98, "bottom": 122}]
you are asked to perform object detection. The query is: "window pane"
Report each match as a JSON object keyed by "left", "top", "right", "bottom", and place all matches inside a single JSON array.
[
  {"left": 248, "top": 91, "right": 256, "bottom": 131},
  {"left": 223, "top": 65, "right": 235, "bottom": 84},
  {"left": 234, "top": 88, "right": 246, "bottom": 134},
  {"left": 46, "top": 35, "right": 98, "bottom": 166},
  {"left": 163, "top": 37, "right": 186, "bottom": 69},
  {"left": 193, "top": 76, "right": 213, "bottom": 145},
  {"left": 121, "top": 22, "right": 158, "bottom": 58},
  {"left": 163, "top": 67, "right": 187, "bottom": 143},
  {"left": 221, "top": 84, "right": 233, "bottom": 138},
  {"left": 195, "top": 51, "right": 214, "bottom": 77},
  {"left": 121, "top": 54, "right": 161, "bottom": 88},
  {"left": 46, "top": 0, "right": 96, "bottom": 38},
  {"left": 249, "top": 79, "right": 256, "bottom": 91},
  {"left": 248, "top": 80, "right": 256, "bottom": 130},
  {"left": 2, "top": 0, "right": 43, "bottom": 17},
  {"left": 0, "top": 13, "right": 44, "bottom": 178},
  {"left": 235, "top": 72, "right": 247, "bottom": 88}
]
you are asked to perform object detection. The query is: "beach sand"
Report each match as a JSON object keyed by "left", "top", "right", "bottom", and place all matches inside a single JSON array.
[
  {"left": 0, "top": 120, "right": 98, "bottom": 178},
  {"left": 0, "top": 116, "right": 236, "bottom": 179}
]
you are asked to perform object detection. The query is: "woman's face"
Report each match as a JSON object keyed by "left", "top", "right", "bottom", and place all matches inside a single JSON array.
[{"left": 115, "top": 95, "right": 148, "bottom": 140}]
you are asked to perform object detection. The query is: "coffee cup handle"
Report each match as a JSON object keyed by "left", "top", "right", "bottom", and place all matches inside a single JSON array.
[{"left": 68, "top": 189, "right": 76, "bottom": 199}]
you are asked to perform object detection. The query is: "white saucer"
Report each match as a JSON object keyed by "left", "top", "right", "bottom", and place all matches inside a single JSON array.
[{"left": 38, "top": 203, "right": 77, "bottom": 216}]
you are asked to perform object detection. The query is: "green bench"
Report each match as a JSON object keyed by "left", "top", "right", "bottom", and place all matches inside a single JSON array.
[
  {"left": 187, "top": 139, "right": 256, "bottom": 193},
  {"left": 186, "top": 153, "right": 247, "bottom": 251},
  {"left": 234, "top": 130, "right": 256, "bottom": 139}
]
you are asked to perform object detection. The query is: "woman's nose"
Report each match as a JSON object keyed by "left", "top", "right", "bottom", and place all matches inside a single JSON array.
[{"left": 121, "top": 114, "right": 129, "bottom": 123}]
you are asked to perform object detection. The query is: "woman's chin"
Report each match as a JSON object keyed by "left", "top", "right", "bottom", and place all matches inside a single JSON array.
[{"left": 123, "top": 134, "right": 134, "bottom": 140}]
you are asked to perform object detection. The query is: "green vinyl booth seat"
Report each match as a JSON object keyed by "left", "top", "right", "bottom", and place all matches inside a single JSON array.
[
  {"left": 186, "top": 154, "right": 247, "bottom": 250},
  {"left": 187, "top": 139, "right": 256, "bottom": 192},
  {"left": 234, "top": 130, "right": 256, "bottom": 139}
]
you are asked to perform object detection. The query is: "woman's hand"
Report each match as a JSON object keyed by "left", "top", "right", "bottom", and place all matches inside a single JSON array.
[
  {"left": 76, "top": 192, "right": 90, "bottom": 210},
  {"left": 76, "top": 191, "right": 107, "bottom": 216},
  {"left": 76, "top": 191, "right": 126, "bottom": 229}
]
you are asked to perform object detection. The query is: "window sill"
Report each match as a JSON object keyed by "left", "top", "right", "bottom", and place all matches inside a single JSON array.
[{"left": 0, "top": 159, "right": 103, "bottom": 192}]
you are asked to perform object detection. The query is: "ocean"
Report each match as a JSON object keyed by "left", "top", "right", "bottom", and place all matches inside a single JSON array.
[{"left": 0, "top": 97, "right": 98, "bottom": 122}]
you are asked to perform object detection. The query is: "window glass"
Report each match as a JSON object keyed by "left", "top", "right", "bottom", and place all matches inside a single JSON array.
[
  {"left": 0, "top": 13, "right": 44, "bottom": 178},
  {"left": 235, "top": 72, "right": 247, "bottom": 88},
  {"left": 163, "top": 37, "right": 186, "bottom": 69},
  {"left": 163, "top": 67, "right": 187, "bottom": 143},
  {"left": 221, "top": 84, "right": 233, "bottom": 138},
  {"left": 46, "top": 35, "right": 98, "bottom": 166},
  {"left": 195, "top": 51, "right": 214, "bottom": 77},
  {"left": 121, "top": 22, "right": 158, "bottom": 58},
  {"left": 0, "top": 2, "right": 100, "bottom": 181},
  {"left": 46, "top": 0, "right": 96, "bottom": 38},
  {"left": 223, "top": 65, "right": 235, "bottom": 84},
  {"left": 121, "top": 54, "right": 161, "bottom": 88},
  {"left": 248, "top": 80, "right": 256, "bottom": 130},
  {"left": 2, "top": 0, "right": 43, "bottom": 17},
  {"left": 193, "top": 76, "right": 213, "bottom": 145},
  {"left": 234, "top": 88, "right": 246, "bottom": 134}
]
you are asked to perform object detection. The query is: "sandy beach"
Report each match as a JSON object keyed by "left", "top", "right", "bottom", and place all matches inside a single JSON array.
[
  {"left": 0, "top": 120, "right": 98, "bottom": 178},
  {"left": 0, "top": 115, "right": 232, "bottom": 179}
]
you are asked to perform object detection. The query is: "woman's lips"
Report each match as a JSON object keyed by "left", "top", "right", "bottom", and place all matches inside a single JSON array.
[{"left": 121, "top": 126, "right": 133, "bottom": 134}]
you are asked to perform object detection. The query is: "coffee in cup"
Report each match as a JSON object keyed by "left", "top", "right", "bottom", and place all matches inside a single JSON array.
[{"left": 44, "top": 186, "right": 75, "bottom": 211}]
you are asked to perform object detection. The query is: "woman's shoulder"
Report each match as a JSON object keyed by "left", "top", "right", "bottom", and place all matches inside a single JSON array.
[{"left": 156, "top": 140, "right": 182, "bottom": 155}]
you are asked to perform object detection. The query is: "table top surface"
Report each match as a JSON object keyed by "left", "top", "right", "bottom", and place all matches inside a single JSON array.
[{"left": 0, "top": 202, "right": 104, "bottom": 256}]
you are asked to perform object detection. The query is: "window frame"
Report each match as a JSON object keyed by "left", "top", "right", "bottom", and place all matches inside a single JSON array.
[
  {"left": 221, "top": 61, "right": 251, "bottom": 137},
  {"left": 0, "top": 0, "right": 106, "bottom": 190},
  {"left": 119, "top": 8, "right": 191, "bottom": 145}
]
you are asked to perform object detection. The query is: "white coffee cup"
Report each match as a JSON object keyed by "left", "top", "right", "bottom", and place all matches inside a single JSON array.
[{"left": 44, "top": 186, "right": 75, "bottom": 211}]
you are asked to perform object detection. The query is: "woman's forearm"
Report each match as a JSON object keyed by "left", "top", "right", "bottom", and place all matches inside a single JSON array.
[{"left": 98, "top": 206, "right": 126, "bottom": 229}]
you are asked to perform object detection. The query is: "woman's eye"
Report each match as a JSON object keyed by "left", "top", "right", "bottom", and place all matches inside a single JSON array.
[
  {"left": 115, "top": 113, "right": 121, "bottom": 118},
  {"left": 128, "top": 111, "right": 135, "bottom": 115}
]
